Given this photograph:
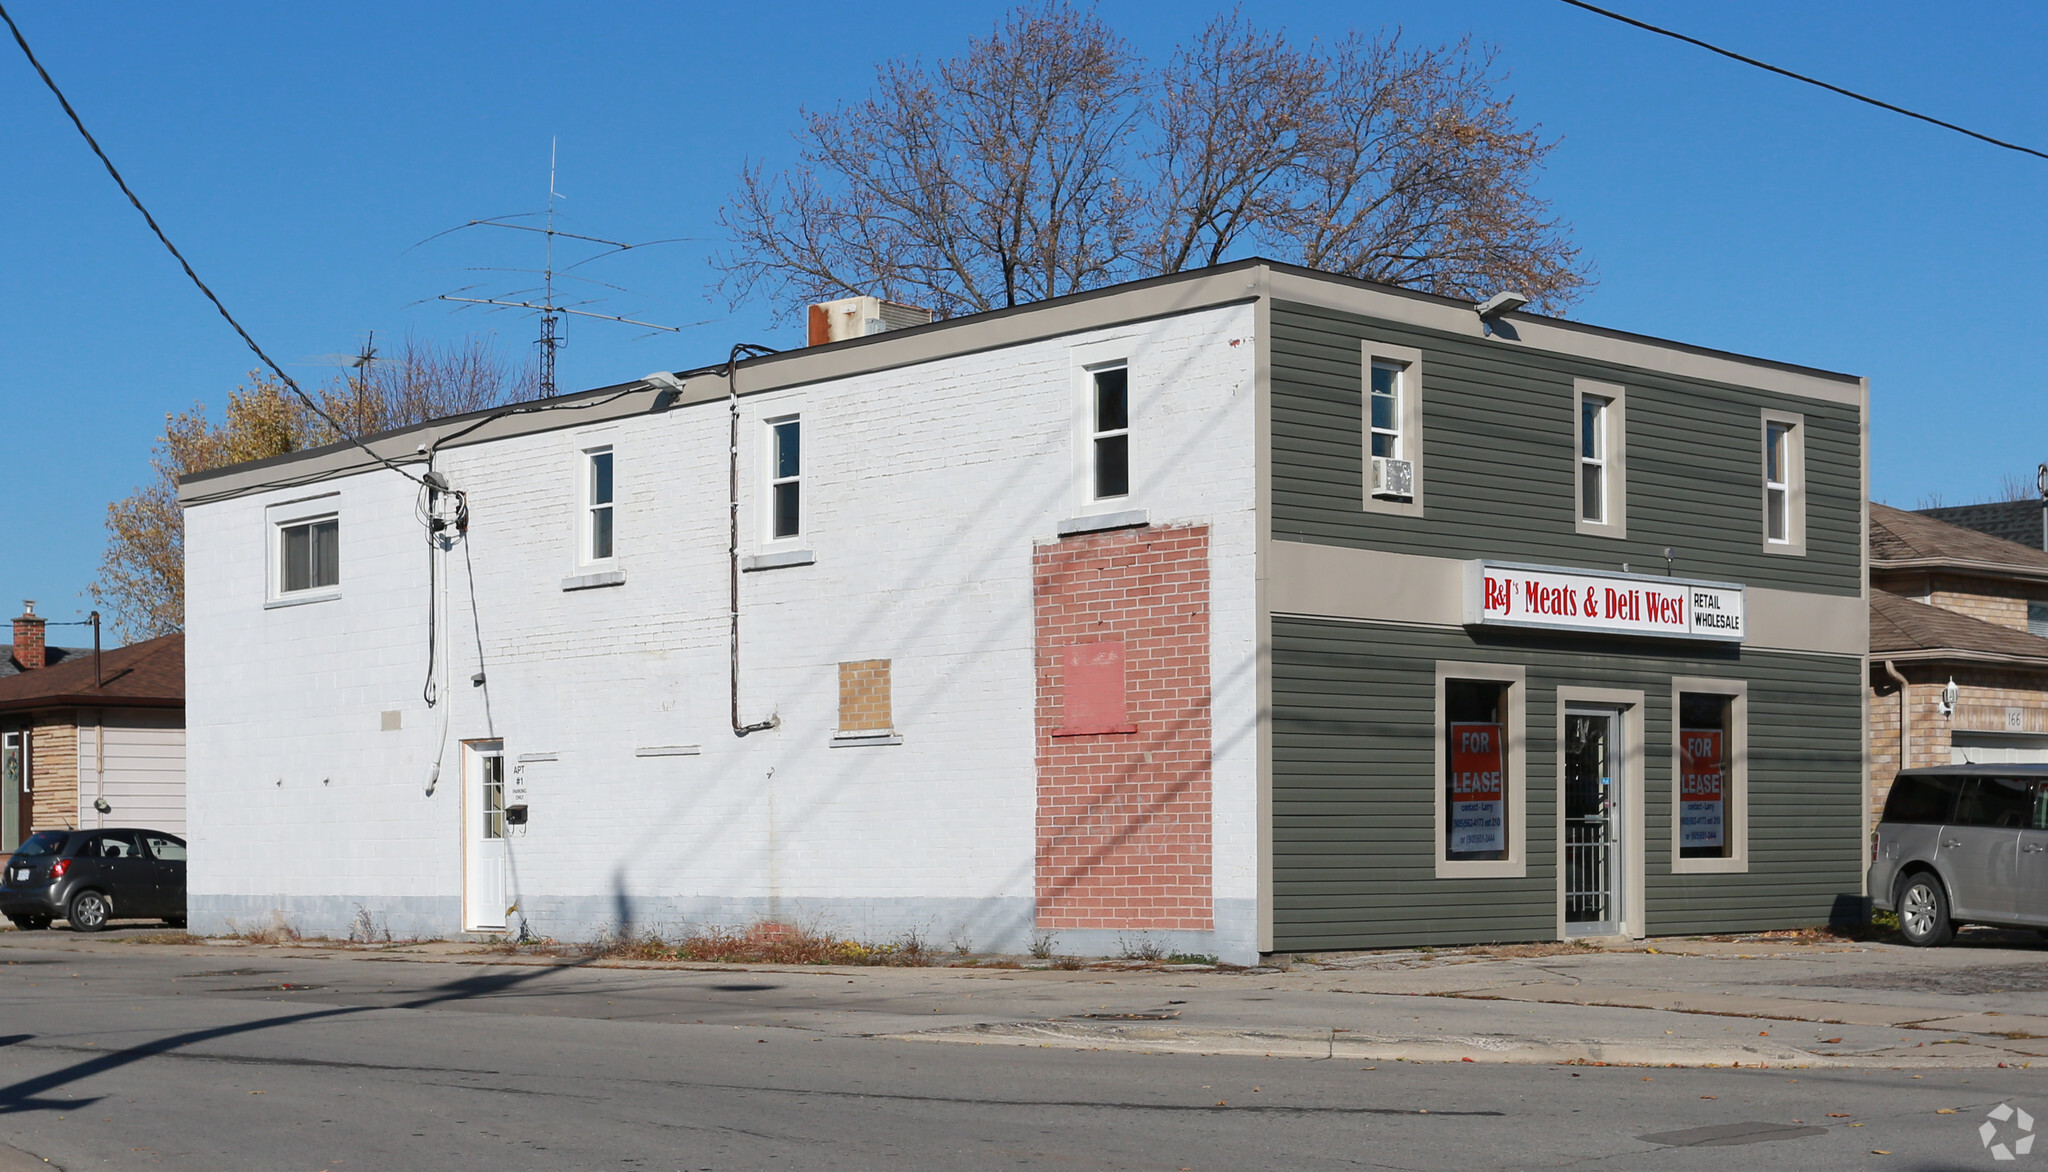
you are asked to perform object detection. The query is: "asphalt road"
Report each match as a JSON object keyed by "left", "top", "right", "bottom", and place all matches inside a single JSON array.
[{"left": 0, "top": 940, "right": 2038, "bottom": 1170}]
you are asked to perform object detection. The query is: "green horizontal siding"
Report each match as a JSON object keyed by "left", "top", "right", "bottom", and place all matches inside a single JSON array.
[
  {"left": 1270, "top": 300, "right": 1863, "bottom": 596},
  {"left": 1272, "top": 617, "right": 1864, "bottom": 951}
]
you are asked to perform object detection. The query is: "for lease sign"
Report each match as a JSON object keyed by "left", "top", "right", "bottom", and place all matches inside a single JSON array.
[
  {"left": 1448, "top": 722, "right": 1506, "bottom": 854},
  {"left": 1679, "top": 728, "right": 1725, "bottom": 850},
  {"left": 1463, "top": 561, "right": 1745, "bottom": 643}
]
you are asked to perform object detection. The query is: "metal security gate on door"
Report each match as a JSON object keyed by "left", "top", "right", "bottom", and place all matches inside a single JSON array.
[
  {"left": 462, "top": 741, "right": 508, "bottom": 932},
  {"left": 1564, "top": 709, "right": 1622, "bottom": 935}
]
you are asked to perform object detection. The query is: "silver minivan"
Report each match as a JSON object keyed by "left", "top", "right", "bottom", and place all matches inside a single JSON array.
[{"left": 1869, "top": 765, "right": 2048, "bottom": 946}]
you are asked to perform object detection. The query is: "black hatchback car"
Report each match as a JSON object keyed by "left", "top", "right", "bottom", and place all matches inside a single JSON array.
[{"left": 0, "top": 828, "right": 187, "bottom": 931}]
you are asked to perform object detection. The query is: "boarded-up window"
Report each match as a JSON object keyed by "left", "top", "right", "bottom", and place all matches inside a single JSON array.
[
  {"left": 838, "top": 660, "right": 892, "bottom": 733},
  {"left": 1054, "top": 640, "right": 1136, "bottom": 736}
]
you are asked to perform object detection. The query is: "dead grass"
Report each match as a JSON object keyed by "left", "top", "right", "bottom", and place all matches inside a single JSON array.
[
  {"left": 124, "top": 931, "right": 208, "bottom": 945},
  {"left": 500, "top": 921, "right": 945, "bottom": 967}
]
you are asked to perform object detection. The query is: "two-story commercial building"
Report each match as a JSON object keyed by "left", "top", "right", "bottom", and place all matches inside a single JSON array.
[{"left": 181, "top": 261, "right": 1868, "bottom": 961}]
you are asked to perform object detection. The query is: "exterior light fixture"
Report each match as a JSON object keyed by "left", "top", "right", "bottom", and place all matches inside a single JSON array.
[
  {"left": 1939, "top": 677, "right": 1959, "bottom": 719},
  {"left": 1475, "top": 291, "right": 1529, "bottom": 320}
]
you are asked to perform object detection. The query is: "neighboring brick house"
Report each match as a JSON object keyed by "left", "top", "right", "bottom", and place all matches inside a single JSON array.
[
  {"left": 0, "top": 604, "right": 185, "bottom": 851},
  {"left": 180, "top": 261, "right": 1868, "bottom": 958},
  {"left": 1868, "top": 503, "right": 2048, "bottom": 814}
]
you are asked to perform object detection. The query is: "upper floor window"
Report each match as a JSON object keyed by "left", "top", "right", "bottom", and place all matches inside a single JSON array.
[
  {"left": 770, "top": 417, "right": 802, "bottom": 539},
  {"left": 1758, "top": 409, "right": 1806, "bottom": 555},
  {"left": 2028, "top": 601, "right": 2048, "bottom": 639},
  {"left": 584, "top": 448, "right": 615, "bottom": 562},
  {"left": 1090, "top": 366, "right": 1129, "bottom": 500},
  {"left": 1764, "top": 423, "right": 1791, "bottom": 543},
  {"left": 1573, "top": 379, "right": 1626, "bottom": 537},
  {"left": 1579, "top": 395, "right": 1609, "bottom": 523},
  {"left": 1361, "top": 342, "right": 1423, "bottom": 513},
  {"left": 279, "top": 516, "right": 339, "bottom": 594},
  {"left": 1370, "top": 361, "right": 1403, "bottom": 462}
]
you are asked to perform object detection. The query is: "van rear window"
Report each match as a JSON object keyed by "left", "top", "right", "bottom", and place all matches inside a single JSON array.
[{"left": 1884, "top": 774, "right": 1962, "bottom": 824}]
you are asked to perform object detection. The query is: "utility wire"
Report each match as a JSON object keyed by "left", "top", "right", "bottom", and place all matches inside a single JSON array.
[
  {"left": 1555, "top": 0, "right": 2048, "bottom": 163},
  {"left": 0, "top": 3, "right": 426, "bottom": 485}
]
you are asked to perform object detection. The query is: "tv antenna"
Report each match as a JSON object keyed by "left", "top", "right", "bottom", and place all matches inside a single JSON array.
[{"left": 414, "top": 139, "right": 695, "bottom": 397}]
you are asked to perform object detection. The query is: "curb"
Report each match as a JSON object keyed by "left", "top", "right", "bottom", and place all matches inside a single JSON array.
[{"left": 886, "top": 1020, "right": 2019, "bottom": 1069}]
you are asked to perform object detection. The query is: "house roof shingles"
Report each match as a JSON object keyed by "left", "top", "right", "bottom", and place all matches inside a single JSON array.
[
  {"left": 1918, "top": 500, "right": 2045, "bottom": 551},
  {"left": 1, "top": 645, "right": 87, "bottom": 679},
  {"left": 0, "top": 632, "right": 182, "bottom": 711},
  {"left": 1871, "top": 502, "right": 2048, "bottom": 578},
  {"left": 1870, "top": 591, "right": 2048, "bottom": 666}
]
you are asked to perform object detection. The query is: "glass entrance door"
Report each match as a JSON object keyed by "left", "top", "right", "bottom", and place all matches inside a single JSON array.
[{"left": 1564, "top": 709, "right": 1623, "bottom": 934}]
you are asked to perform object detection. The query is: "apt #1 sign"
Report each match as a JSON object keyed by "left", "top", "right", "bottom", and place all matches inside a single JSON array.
[{"left": 1463, "top": 561, "right": 1745, "bottom": 643}]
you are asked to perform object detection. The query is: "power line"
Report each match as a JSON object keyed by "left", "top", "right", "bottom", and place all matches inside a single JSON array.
[
  {"left": 0, "top": 3, "right": 426, "bottom": 486},
  {"left": 1554, "top": 0, "right": 2048, "bottom": 163}
]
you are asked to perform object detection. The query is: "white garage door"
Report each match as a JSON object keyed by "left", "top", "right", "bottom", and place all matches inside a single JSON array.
[{"left": 1951, "top": 731, "right": 2048, "bottom": 765}]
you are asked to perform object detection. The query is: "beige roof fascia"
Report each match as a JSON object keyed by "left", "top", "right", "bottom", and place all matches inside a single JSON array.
[{"left": 180, "top": 259, "right": 1863, "bottom": 506}]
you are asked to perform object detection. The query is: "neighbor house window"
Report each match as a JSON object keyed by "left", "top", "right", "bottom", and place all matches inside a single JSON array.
[
  {"left": 2028, "top": 601, "right": 2048, "bottom": 639},
  {"left": 1760, "top": 410, "right": 1805, "bottom": 553},
  {"left": 1433, "top": 662, "right": 1526, "bottom": 878},
  {"left": 279, "top": 516, "right": 339, "bottom": 594},
  {"left": 769, "top": 417, "right": 801, "bottom": 539},
  {"left": 1671, "top": 678, "right": 1748, "bottom": 873},
  {"left": 1090, "top": 366, "right": 1129, "bottom": 500},
  {"left": 584, "top": 448, "right": 615, "bottom": 562}
]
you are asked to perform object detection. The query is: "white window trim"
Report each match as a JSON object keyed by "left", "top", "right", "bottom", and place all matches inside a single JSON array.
[
  {"left": 1573, "top": 379, "right": 1627, "bottom": 538},
  {"left": 1553, "top": 687, "right": 1646, "bottom": 940},
  {"left": 579, "top": 445, "right": 617, "bottom": 569},
  {"left": 265, "top": 493, "right": 341, "bottom": 606},
  {"left": 1433, "top": 661, "right": 1527, "bottom": 879},
  {"left": 1761, "top": 409, "right": 1807, "bottom": 556},
  {"left": 1084, "top": 361, "right": 1132, "bottom": 506},
  {"left": 1066, "top": 335, "right": 1137, "bottom": 508},
  {"left": 764, "top": 413, "right": 803, "bottom": 545},
  {"left": 1669, "top": 677, "right": 1749, "bottom": 875},
  {"left": 1361, "top": 341, "right": 1424, "bottom": 517}
]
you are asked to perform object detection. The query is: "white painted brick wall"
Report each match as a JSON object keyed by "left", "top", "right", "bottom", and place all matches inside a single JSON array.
[{"left": 185, "top": 304, "right": 1259, "bottom": 956}]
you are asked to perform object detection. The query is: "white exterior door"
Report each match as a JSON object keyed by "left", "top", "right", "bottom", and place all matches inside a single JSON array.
[{"left": 463, "top": 741, "right": 508, "bottom": 932}]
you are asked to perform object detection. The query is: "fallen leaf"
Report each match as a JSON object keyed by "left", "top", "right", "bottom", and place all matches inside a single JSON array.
[
  {"left": 1821, "top": 1038, "right": 1843, "bottom": 1044},
  {"left": 1701, "top": 1095, "right": 1717, "bottom": 1100},
  {"left": 1828, "top": 1113, "right": 1852, "bottom": 1118},
  {"left": 1871, "top": 1150, "right": 1890, "bottom": 1156},
  {"left": 1760, "top": 1031, "right": 1770, "bottom": 1036},
  {"left": 1936, "top": 1108, "right": 1957, "bottom": 1114},
  {"left": 1460, "top": 1057, "right": 1474, "bottom": 1063}
]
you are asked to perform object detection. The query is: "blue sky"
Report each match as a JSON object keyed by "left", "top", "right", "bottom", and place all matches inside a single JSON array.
[{"left": 5, "top": 2, "right": 2044, "bottom": 636}]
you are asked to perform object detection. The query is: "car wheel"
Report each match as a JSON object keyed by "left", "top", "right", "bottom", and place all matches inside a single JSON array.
[
  {"left": 67, "top": 890, "right": 112, "bottom": 933},
  {"left": 1897, "top": 874, "right": 1955, "bottom": 947}
]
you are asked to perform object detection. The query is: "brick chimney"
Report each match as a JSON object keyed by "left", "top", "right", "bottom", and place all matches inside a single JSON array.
[{"left": 13, "top": 601, "right": 45, "bottom": 671}]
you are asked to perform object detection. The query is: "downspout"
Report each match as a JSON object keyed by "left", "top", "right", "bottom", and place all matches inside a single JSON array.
[
  {"left": 727, "top": 343, "right": 779, "bottom": 737},
  {"left": 1881, "top": 660, "right": 1910, "bottom": 779}
]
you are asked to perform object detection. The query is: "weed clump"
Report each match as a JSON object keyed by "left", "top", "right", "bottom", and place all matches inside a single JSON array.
[{"left": 566, "top": 921, "right": 941, "bottom": 967}]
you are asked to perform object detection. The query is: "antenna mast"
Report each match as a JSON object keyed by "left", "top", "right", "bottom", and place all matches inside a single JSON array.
[
  {"left": 424, "top": 142, "right": 691, "bottom": 399},
  {"left": 540, "top": 138, "right": 560, "bottom": 397}
]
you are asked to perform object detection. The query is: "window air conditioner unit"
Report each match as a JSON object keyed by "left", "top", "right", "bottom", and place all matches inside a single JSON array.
[{"left": 1371, "top": 456, "right": 1414, "bottom": 499}]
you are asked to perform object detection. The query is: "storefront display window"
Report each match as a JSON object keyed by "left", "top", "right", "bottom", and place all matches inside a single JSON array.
[
  {"left": 1678, "top": 693, "right": 1730, "bottom": 859},
  {"left": 1445, "top": 679, "right": 1509, "bottom": 861}
]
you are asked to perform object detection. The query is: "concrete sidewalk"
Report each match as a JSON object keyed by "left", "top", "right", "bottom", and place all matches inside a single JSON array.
[{"left": 5, "top": 923, "right": 2046, "bottom": 1069}]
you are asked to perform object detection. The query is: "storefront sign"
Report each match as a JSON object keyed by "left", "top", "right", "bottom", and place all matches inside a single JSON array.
[
  {"left": 1448, "top": 722, "right": 1506, "bottom": 854},
  {"left": 1679, "top": 728, "right": 1725, "bottom": 849},
  {"left": 1463, "top": 561, "right": 1745, "bottom": 643}
]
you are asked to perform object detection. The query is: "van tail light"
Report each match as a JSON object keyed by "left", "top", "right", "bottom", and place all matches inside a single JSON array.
[
  {"left": 48, "top": 860, "right": 68, "bottom": 880},
  {"left": 1870, "top": 830, "right": 1879, "bottom": 862}
]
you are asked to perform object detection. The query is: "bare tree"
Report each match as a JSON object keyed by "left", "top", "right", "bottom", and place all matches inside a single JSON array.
[
  {"left": 95, "top": 334, "right": 536, "bottom": 640},
  {"left": 720, "top": 2, "right": 1145, "bottom": 317},
  {"left": 718, "top": 6, "right": 1590, "bottom": 320}
]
